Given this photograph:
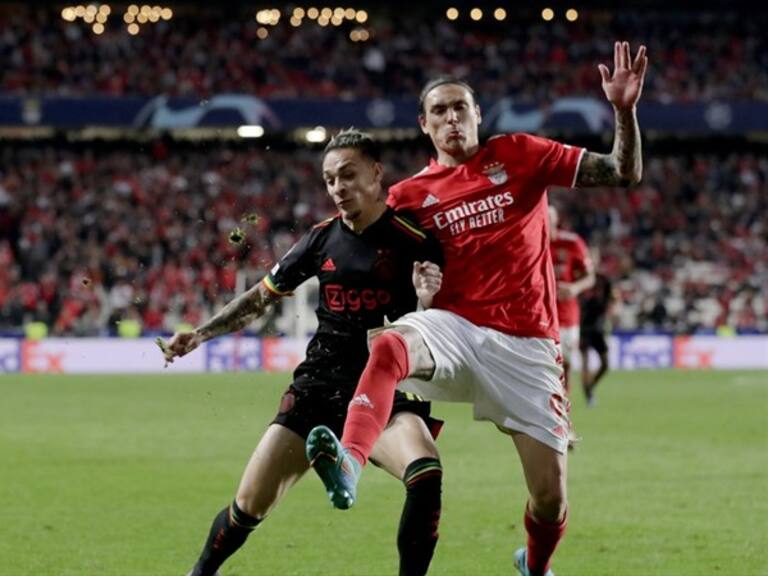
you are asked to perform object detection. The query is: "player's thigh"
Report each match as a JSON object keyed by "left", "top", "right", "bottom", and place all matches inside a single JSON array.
[
  {"left": 235, "top": 423, "right": 310, "bottom": 517},
  {"left": 512, "top": 431, "right": 567, "bottom": 510},
  {"left": 387, "top": 325, "right": 436, "bottom": 380},
  {"left": 371, "top": 412, "right": 440, "bottom": 480}
]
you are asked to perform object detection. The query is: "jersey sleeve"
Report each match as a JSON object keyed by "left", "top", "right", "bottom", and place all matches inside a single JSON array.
[
  {"left": 262, "top": 230, "right": 317, "bottom": 296},
  {"left": 513, "top": 133, "right": 586, "bottom": 188},
  {"left": 386, "top": 186, "right": 401, "bottom": 209}
]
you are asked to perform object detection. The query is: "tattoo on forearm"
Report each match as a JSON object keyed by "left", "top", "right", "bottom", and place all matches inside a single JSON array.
[
  {"left": 576, "top": 108, "right": 642, "bottom": 187},
  {"left": 576, "top": 152, "right": 619, "bottom": 187},
  {"left": 197, "top": 282, "right": 274, "bottom": 340}
]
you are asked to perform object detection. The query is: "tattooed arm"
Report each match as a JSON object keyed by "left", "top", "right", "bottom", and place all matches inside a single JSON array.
[
  {"left": 160, "top": 281, "right": 279, "bottom": 364},
  {"left": 576, "top": 41, "right": 648, "bottom": 188}
]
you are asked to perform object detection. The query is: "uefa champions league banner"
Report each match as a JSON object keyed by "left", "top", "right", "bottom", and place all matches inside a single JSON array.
[
  {"left": 0, "top": 335, "right": 767, "bottom": 374},
  {"left": 1, "top": 95, "right": 767, "bottom": 134}
]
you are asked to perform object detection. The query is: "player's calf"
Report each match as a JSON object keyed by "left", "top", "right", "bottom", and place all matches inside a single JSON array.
[
  {"left": 188, "top": 501, "right": 261, "bottom": 576},
  {"left": 398, "top": 457, "right": 443, "bottom": 576}
]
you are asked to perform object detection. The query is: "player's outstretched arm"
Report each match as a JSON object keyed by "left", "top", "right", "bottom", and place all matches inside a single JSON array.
[
  {"left": 160, "top": 281, "right": 278, "bottom": 364},
  {"left": 576, "top": 41, "right": 647, "bottom": 188},
  {"left": 413, "top": 261, "right": 443, "bottom": 310}
]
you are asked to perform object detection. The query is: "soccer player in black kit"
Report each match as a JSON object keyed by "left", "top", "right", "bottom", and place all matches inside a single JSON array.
[
  {"left": 579, "top": 250, "right": 616, "bottom": 406},
  {"left": 161, "top": 129, "right": 445, "bottom": 576}
]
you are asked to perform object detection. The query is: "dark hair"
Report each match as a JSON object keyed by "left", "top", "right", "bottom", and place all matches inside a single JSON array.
[
  {"left": 323, "top": 128, "right": 381, "bottom": 162},
  {"left": 418, "top": 76, "right": 476, "bottom": 114}
]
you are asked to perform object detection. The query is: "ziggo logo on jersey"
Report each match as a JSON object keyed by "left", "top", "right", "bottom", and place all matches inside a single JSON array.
[{"left": 324, "top": 284, "right": 392, "bottom": 312}]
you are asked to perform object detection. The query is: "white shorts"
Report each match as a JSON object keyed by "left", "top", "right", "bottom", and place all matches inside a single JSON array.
[
  {"left": 559, "top": 325, "right": 580, "bottom": 364},
  {"left": 392, "top": 309, "right": 570, "bottom": 454}
]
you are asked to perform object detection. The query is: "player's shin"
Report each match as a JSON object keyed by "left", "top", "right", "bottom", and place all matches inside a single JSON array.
[
  {"left": 189, "top": 501, "right": 262, "bottom": 576},
  {"left": 398, "top": 458, "right": 443, "bottom": 576},
  {"left": 341, "top": 331, "right": 411, "bottom": 466},
  {"left": 524, "top": 505, "right": 567, "bottom": 576}
]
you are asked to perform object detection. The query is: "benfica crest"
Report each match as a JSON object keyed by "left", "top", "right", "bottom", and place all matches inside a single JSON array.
[{"left": 482, "top": 161, "right": 508, "bottom": 185}]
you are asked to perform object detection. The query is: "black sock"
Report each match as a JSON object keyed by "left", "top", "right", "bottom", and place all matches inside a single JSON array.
[
  {"left": 190, "top": 501, "right": 262, "bottom": 576},
  {"left": 398, "top": 458, "right": 443, "bottom": 576}
]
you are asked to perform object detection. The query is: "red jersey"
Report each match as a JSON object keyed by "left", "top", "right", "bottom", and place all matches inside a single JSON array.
[
  {"left": 551, "top": 229, "right": 592, "bottom": 328},
  {"left": 388, "top": 133, "right": 585, "bottom": 340}
]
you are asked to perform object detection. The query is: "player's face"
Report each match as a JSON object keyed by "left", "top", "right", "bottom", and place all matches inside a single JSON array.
[
  {"left": 419, "top": 84, "right": 481, "bottom": 163},
  {"left": 322, "top": 148, "right": 383, "bottom": 222}
]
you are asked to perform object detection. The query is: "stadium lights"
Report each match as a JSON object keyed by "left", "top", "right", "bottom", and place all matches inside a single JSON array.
[
  {"left": 307, "top": 7, "right": 319, "bottom": 19},
  {"left": 355, "top": 10, "right": 368, "bottom": 23},
  {"left": 494, "top": 8, "right": 507, "bottom": 21},
  {"left": 62, "top": 3, "right": 171, "bottom": 34},
  {"left": 470, "top": 8, "right": 482, "bottom": 21},
  {"left": 446, "top": 7, "right": 459, "bottom": 20},
  {"left": 542, "top": 8, "right": 555, "bottom": 21},
  {"left": 290, "top": 16, "right": 302, "bottom": 26},
  {"left": 255, "top": 9, "right": 280, "bottom": 25},
  {"left": 237, "top": 125, "right": 265, "bottom": 138},
  {"left": 305, "top": 126, "right": 328, "bottom": 143},
  {"left": 566, "top": 8, "right": 579, "bottom": 21},
  {"left": 350, "top": 27, "right": 370, "bottom": 42},
  {"left": 293, "top": 7, "right": 306, "bottom": 18}
]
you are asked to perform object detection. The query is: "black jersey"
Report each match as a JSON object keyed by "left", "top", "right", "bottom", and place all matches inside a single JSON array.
[
  {"left": 581, "top": 272, "right": 613, "bottom": 332},
  {"left": 262, "top": 208, "right": 443, "bottom": 387}
]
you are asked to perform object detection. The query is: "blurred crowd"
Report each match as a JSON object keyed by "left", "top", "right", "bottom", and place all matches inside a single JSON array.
[
  {"left": 1, "top": 141, "right": 765, "bottom": 335},
  {"left": 1, "top": 5, "right": 766, "bottom": 102}
]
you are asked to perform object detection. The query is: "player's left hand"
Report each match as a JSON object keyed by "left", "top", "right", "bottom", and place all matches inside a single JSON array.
[
  {"left": 156, "top": 331, "right": 202, "bottom": 366},
  {"left": 413, "top": 261, "right": 443, "bottom": 304},
  {"left": 599, "top": 41, "right": 648, "bottom": 110}
]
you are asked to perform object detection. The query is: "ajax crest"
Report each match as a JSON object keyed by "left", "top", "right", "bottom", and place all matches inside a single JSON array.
[{"left": 483, "top": 161, "right": 508, "bottom": 185}]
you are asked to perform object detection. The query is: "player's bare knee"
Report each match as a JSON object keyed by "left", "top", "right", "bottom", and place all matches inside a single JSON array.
[
  {"left": 529, "top": 485, "right": 567, "bottom": 522},
  {"left": 234, "top": 490, "right": 271, "bottom": 520}
]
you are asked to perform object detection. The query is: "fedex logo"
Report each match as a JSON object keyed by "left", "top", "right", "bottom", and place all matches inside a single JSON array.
[
  {"left": 673, "top": 337, "right": 714, "bottom": 369},
  {"left": 325, "top": 284, "right": 392, "bottom": 312},
  {"left": 20, "top": 341, "right": 65, "bottom": 373},
  {"left": 205, "top": 337, "right": 262, "bottom": 372},
  {"left": 617, "top": 335, "right": 673, "bottom": 369}
]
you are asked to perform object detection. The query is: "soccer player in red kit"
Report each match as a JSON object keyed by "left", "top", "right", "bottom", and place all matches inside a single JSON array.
[
  {"left": 548, "top": 205, "right": 595, "bottom": 396},
  {"left": 307, "top": 42, "right": 647, "bottom": 576}
]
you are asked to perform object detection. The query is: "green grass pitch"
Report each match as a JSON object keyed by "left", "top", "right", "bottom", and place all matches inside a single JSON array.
[{"left": 1, "top": 370, "right": 766, "bottom": 575}]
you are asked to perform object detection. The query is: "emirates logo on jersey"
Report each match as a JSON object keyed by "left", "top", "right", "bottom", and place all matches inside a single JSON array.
[
  {"left": 432, "top": 191, "right": 515, "bottom": 236},
  {"left": 482, "top": 161, "right": 508, "bottom": 185}
]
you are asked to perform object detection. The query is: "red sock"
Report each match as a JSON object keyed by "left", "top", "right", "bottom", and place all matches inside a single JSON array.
[
  {"left": 524, "top": 506, "right": 567, "bottom": 576},
  {"left": 341, "top": 332, "right": 410, "bottom": 467}
]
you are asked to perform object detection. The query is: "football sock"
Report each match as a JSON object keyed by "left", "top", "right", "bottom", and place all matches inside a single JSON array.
[
  {"left": 191, "top": 501, "right": 262, "bottom": 576},
  {"left": 524, "top": 505, "right": 567, "bottom": 576},
  {"left": 398, "top": 458, "right": 443, "bottom": 576},
  {"left": 342, "top": 331, "right": 410, "bottom": 466}
]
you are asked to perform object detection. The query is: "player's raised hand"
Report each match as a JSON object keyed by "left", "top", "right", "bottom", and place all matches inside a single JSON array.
[
  {"left": 413, "top": 261, "right": 443, "bottom": 308},
  {"left": 599, "top": 41, "right": 647, "bottom": 110},
  {"left": 157, "top": 331, "right": 202, "bottom": 366}
]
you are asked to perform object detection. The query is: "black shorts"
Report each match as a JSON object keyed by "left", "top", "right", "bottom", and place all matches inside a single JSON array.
[
  {"left": 580, "top": 329, "right": 608, "bottom": 355},
  {"left": 272, "top": 381, "right": 443, "bottom": 441}
]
